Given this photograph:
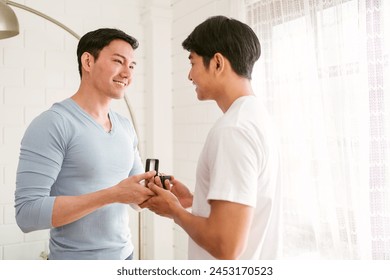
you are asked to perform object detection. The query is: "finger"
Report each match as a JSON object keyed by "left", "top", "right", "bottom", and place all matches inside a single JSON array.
[
  {"left": 163, "top": 179, "right": 172, "bottom": 191},
  {"left": 138, "top": 197, "right": 155, "bottom": 209},
  {"left": 154, "top": 176, "right": 164, "bottom": 188},
  {"left": 148, "top": 182, "right": 165, "bottom": 195},
  {"left": 139, "top": 202, "right": 146, "bottom": 208},
  {"left": 171, "top": 178, "right": 182, "bottom": 187},
  {"left": 133, "top": 170, "right": 157, "bottom": 182},
  {"left": 142, "top": 186, "right": 156, "bottom": 196}
]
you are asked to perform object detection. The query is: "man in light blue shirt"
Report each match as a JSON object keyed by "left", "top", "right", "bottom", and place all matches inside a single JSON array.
[{"left": 15, "top": 28, "right": 155, "bottom": 260}]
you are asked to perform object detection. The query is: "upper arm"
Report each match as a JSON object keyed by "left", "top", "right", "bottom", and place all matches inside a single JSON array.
[
  {"left": 207, "top": 200, "right": 254, "bottom": 259},
  {"left": 206, "top": 126, "right": 261, "bottom": 207},
  {"left": 15, "top": 111, "right": 66, "bottom": 232}
]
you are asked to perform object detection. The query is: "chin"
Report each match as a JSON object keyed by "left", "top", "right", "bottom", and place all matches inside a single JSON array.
[
  {"left": 196, "top": 92, "right": 207, "bottom": 101},
  {"left": 111, "top": 92, "right": 126, "bottom": 100},
  {"left": 195, "top": 90, "right": 203, "bottom": 100}
]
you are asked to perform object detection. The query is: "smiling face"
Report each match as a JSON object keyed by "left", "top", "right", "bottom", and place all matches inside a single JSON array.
[
  {"left": 187, "top": 52, "right": 216, "bottom": 101},
  {"left": 85, "top": 39, "right": 136, "bottom": 100}
]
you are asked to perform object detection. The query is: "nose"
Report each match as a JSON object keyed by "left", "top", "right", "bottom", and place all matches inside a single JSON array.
[
  {"left": 121, "top": 65, "right": 132, "bottom": 79},
  {"left": 187, "top": 71, "right": 192, "bottom": 81}
]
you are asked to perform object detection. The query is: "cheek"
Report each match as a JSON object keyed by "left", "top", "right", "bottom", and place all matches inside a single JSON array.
[
  {"left": 190, "top": 68, "right": 200, "bottom": 81},
  {"left": 93, "top": 65, "right": 108, "bottom": 78}
]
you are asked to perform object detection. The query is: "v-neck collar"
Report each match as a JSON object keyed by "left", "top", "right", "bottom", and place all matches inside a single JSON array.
[{"left": 67, "top": 98, "right": 115, "bottom": 135}]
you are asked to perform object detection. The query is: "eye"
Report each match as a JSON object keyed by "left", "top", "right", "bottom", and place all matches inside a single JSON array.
[{"left": 114, "top": 59, "right": 123, "bottom": 64}]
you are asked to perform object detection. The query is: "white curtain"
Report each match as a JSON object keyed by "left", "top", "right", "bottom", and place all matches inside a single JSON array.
[{"left": 245, "top": 0, "right": 390, "bottom": 259}]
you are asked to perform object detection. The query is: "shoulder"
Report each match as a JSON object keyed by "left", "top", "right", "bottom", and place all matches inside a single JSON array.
[
  {"left": 31, "top": 99, "right": 74, "bottom": 125},
  {"left": 27, "top": 108, "right": 64, "bottom": 132},
  {"left": 212, "top": 96, "right": 260, "bottom": 138},
  {"left": 229, "top": 96, "right": 267, "bottom": 124},
  {"left": 23, "top": 101, "right": 71, "bottom": 141},
  {"left": 208, "top": 95, "right": 276, "bottom": 154},
  {"left": 219, "top": 96, "right": 275, "bottom": 137}
]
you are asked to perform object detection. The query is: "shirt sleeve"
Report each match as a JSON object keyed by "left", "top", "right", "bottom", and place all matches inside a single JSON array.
[
  {"left": 15, "top": 111, "right": 67, "bottom": 232},
  {"left": 206, "top": 126, "right": 263, "bottom": 207}
]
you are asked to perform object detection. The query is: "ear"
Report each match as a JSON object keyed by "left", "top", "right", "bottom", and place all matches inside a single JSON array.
[
  {"left": 81, "top": 52, "right": 93, "bottom": 73},
  {"left": 213, "top": 53, "right": 225, "bottom": 74}
]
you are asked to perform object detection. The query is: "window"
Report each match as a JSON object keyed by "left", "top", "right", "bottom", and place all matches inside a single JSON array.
[{"left": 245, "top": 0, "right": 390, "bottom": 259}]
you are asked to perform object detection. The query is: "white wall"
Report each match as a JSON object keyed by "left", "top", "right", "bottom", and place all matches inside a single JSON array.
[
  {"left": 139, "top": 0, "right": 174, "bottom": 260},
  {"left": 0, "top": 0, "right": 242, "bottom": 260},
  {"left": 0, "top": 0, "right": 146, "bottom": 260},
  {"left": 171, "top": 0, "right": 242, "bottom": 259}
]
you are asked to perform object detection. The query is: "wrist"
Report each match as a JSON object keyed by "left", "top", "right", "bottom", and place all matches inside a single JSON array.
[{"left": 172, "top": 205, "right": 188, "bottom": 227}]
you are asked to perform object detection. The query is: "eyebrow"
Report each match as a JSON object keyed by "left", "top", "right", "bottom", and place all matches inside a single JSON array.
[{"left": 113, "top": 53, "right": 137, "bottom": 65}]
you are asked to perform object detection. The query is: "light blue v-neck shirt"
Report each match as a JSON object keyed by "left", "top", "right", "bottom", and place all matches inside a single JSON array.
[{"left": 15, "top": 98, "right": 143, "bottom": 259}]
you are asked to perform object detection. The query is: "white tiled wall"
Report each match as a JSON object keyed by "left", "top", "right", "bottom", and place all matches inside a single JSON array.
[
  {"left": 0, "top": 0, "right": 146, "bottom": 260},
  {"left": 0, "top": 0, "right": 242, "bottom": 260},
  {"left": 171, "top": 0, "right": 242, "bottom": 259}
]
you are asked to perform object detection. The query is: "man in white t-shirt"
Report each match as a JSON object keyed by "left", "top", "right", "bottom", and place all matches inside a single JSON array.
[{"left": 142, "top": 15, "right": 282, "bottom": 260}]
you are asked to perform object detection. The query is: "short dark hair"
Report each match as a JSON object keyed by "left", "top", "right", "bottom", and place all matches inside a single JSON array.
[
  {"left": 182, "top": 16, "right": 261, "bottom": 79},
  {"left": 77, "top": 28, "right": 139, "bottom": 77}
]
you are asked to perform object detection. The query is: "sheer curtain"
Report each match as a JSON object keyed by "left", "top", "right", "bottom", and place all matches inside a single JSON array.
[{"left": 244, "top": 0, "right": 389, "bottom": 259}]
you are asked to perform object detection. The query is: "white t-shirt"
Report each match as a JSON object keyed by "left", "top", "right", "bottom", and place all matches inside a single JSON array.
[{"left": 188, "top": 95, "right": 283, "bottom": 260}]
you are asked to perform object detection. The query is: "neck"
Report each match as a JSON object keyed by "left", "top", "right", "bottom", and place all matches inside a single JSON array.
[
  {"left": 72, "top": 94, "right": 110, "bottom": 117},
  {"left": 216, "top": 78, "right": 254, "bottom": 113},
  {"left": 72, "top": 81, "right": 112, "bottom": 117},
  {"left": 71, "top": 89, "right": 112, "bottom": 132}
]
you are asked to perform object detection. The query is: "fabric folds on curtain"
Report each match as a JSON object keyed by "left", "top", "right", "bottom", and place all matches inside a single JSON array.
[{"left": 245, "top": 0, "right": 389, "bottom": 259}]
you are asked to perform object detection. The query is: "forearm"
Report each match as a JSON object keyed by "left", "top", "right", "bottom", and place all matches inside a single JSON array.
[
  {"left": 143, "top": 184, "right": 250, "bottom": 259},
  {"left": 172, "top": 207, "right": 243, "bottom": 259},
  {"left": 51, "top": 172, "right": 155, "bottom": 227},
  {"left": 15, "top": 196, "right": 55, "bottom": 233},
  {"left": 52, "top": 187, "right": 116, "bottom": 227},
  {"left": 173, "top": 209, "right": 220, "bottom": 256},
  {"left": 172, "top": 201, "right": 253, "bottom": 259}
]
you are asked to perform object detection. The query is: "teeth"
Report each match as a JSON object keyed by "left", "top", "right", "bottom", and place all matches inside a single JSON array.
[{"left": 114, "top": 81, "right": 126, "bottom": 86}]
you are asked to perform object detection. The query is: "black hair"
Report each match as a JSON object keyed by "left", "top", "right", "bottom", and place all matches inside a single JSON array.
[
  {"left": 77, "top": 28, "right": 139, "bottom": 77},
  {"left": 182, "top": 16, "right": 261, "bottom": 79}
]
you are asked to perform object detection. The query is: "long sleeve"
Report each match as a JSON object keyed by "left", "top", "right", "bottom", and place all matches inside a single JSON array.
[{"left": 15, "top": 111, "right": 66, "bottom": 232}]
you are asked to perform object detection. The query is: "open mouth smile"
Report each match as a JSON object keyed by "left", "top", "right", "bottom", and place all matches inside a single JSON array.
[{"left": 113, "top": 80, "right": 127, "bottom": 87}]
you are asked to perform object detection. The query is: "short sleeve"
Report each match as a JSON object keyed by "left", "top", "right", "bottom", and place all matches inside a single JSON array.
[{"left": 206, "top": 126, "right": 262, "bottom": 207}]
